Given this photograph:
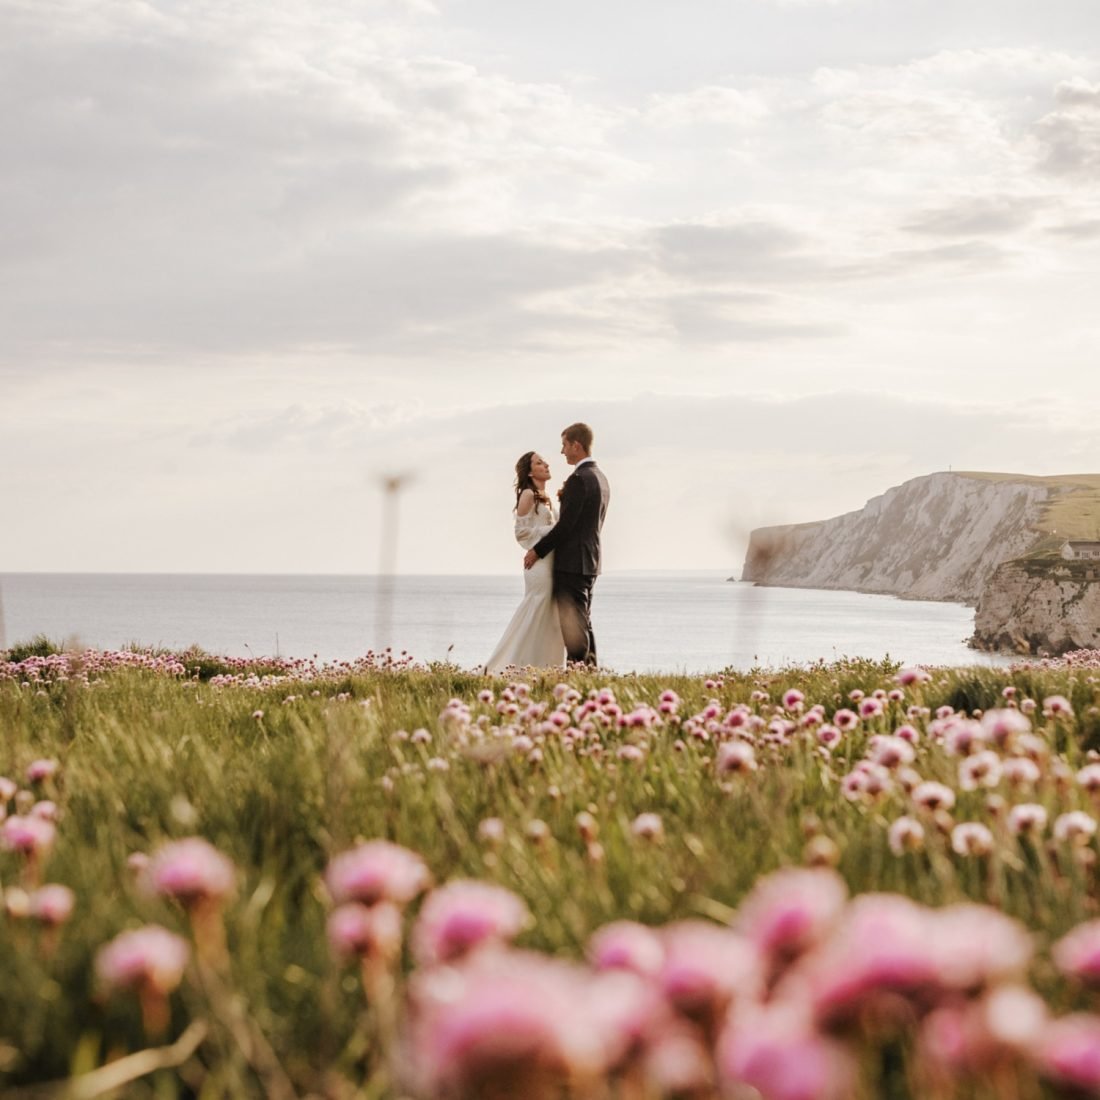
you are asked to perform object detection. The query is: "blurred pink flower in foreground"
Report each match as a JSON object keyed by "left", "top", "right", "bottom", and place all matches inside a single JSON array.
[
  {"left": 951, "top": 822, "right": 995, "bottom": 857},
  {"left": 718, "top": 1002, "right": 857, "bottom": 1100},
  {"left": 412, "top": 880, "right": 530, "bottom": 966},
  {"left": 1053, "top": 920, "right": 1100, "bottom": 983},
  {"left": 631, "top": 812, "right": 664, "bottom": 841},
  {"left": 589, "top": 920, "right": 665, "bottom": 978},
  {"left": 147, "top": 837, "right": 236, "bottom": 907},
  {"left": 407, "top": 949, "right": 609, "bottom": 1099},
  {"left": 326, "top": 839, "right": 430, "bottom": 907},
  {"left": 25, "top": 759, "right": 59, "bottom": 783},
  {"left": 737, "top": 867, "right": 847, "bottom": 969},
  {"left": 930, "top": 904, "right": 1033, "bottom": 993},
  {"left": 888, "top": 815, "right": 925, "bottom": 855},
  {"left": 1054, "top": 810, "right": 1098, "bottom": 845},
  {"left": 327, "top": 901, "right": 403, "bottom": 963},
  {"left": 1, "top": 814, "right": 56, "bottom": 857},
  {"left": 29, "top": 883, "right": 75, "bottom": 926},
  {"left": 95, "top": 924, "right": 190, "bottom": 995},
  {"left": 659, "top": 921, "right": 761, "bottom": 1031},
  {"left": 1035, "top": 1013, "right": 1100, "bottom": 1091}
]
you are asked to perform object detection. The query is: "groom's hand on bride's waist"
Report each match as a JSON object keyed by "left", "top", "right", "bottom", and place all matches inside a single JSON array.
[{"left": 523, "top": 549, "right": 538, "bottom": 570}]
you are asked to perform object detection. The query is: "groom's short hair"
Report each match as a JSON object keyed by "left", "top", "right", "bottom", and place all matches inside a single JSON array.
[{"left": 562, "top": 422, "right": 593, "bottom": 453}]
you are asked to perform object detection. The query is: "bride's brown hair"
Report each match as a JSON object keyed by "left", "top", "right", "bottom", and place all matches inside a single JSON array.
[{"left": 514, "top": 451, "right": 551, "bottom": 512}]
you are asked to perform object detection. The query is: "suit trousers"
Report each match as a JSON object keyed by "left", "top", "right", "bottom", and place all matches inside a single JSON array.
[{"left": 553, "top": 570, "right": 597, "bottom": 666}]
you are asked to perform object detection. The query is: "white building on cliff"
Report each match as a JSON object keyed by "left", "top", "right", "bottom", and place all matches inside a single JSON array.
[{"left": 1061, "top": 540, "right": 1100, "bottom": 561}]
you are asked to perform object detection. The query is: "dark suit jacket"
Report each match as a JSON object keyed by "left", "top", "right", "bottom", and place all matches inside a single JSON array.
[{"left": 533, "top": 460, "right": 610, "bottom": 576}]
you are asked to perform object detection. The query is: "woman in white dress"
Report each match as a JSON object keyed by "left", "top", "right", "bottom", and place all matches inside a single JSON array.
[{"left": 484, "top": 452, "right": 565, "bottom": 673}]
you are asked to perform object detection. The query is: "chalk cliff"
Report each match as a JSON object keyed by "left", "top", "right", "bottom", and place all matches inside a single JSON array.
[
  {"left": 742, "top": 471, "right": 1100, "bottom": 655},
  {"left": 741, "top": 472, "right": 1050, "bottom": 604},
  {"left": 972, "top": 559, "right": 1100, "bottom": 654}
]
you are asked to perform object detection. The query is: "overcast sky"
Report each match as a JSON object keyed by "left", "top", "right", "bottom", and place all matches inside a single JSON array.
[{"left": 3, "top": 0, "right": 1100, "bottom": 574}]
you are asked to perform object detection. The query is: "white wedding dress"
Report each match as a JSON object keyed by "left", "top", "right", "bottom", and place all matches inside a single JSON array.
[{"left": 485, "top": 501, "right": 565, "bottom": 673}]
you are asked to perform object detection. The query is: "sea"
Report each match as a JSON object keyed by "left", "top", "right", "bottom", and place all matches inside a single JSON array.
[{"left": 0, "top": 572, "right": 1013, "bottom": 675}]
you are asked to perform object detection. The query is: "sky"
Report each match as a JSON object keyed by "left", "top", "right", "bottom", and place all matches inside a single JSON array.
[{"left": 2, "top": 0, "right": 1100, "bottom": 574}]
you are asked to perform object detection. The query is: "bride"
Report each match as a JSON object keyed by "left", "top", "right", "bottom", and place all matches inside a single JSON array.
[{"left": 484, "top": 452, "right": 565, "bottom": 673}]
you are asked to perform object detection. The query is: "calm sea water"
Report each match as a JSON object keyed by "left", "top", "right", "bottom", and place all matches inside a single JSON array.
[{"left": 0, "top": 573, "right": 1007, "bottom": 674}]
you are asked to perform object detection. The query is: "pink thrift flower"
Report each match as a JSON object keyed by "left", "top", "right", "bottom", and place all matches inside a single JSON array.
[
  {"left": 95, "top": 924, "right": 190, "bottom": 995},
  {"left": 833, "top": 709, "right": 859, "bottom": 731},
  {"left": 659, "top": 921, "right": 762, "bottom": 1027},
  {"left": 716, "top": 741, "right": 757, "bottom": 775},
  {"left": 412, "top": 880, "right": 530, "bottom": 966},
  {"left": 1054, "top": 811, "right": 1098, "bottom": 845},
  {"left": 326, "top": 839, "right": 430, "bottom": 907},
  {"left": 737, "top": 867, "right": 848, "bottom": 965},
  {"left": 589, "top": 920, "right": 665, "bottom": 978},
  {"left": 0, "top": 777, "right": 17, "bottom": 802},
  {"left": 980, "top": 708, "right": 1031, "bottom": 747},
  {"left": 1053, "top": 921, "right": 1100, "bottom": 983},
  {"left": 631, "top": 813, "right": 664, "bottom": 841},
  {"left": 25, "top": 759, "right": 59, "bottom": 783},
  {"left": 29, "top": 800, "right": 58, "bottom": 821},
  {"left": 718, "top": 1003, "right": 857, "bottom": 1100},
  {"left": 1078, "top": 763, "right": 1100, "bottom": 793},
  {"left": 1006, "top": 803, "right": 1048, "bottom": 836},
  {"left": 148, "top": 837, "right": 235, "bottom": 906},
  {"left": 951, "top": 822, "right": 995, "bottom": 857},
  {"left": 782, "top": 689, "right": 805, "bottom": 712},
  {"left": 1, "top": 814, "right": 56, "bottom": 857},
  {"left": 30, "top": 883, "right": 75, "bottom": 926},
  {"left": 859, "top": 698, "right": 884, "bottom": 719},
  {"left": 911, "top": 781, "right": 955, "bottom": 812},
  {"left": 959, "top": 750, "right": 1002, "bottom": 791},
  {"left": 327, "top": 901, "right": 403, "bottom": 963},
  {"left": 868, "top": 735, "right": 915, "bottom": 769},
  {"left": 930, "top": 904, "right": 1033, "bottom": 992},
  {"left": 897, "top": 667, "right": 931, "bottom": 686},
  {"left": 888, "top": 816, "right": 925, "bottom": 855},
  {"left": 1035, "top": 1014, "right": 1100, "bottom": 1092},
  {"left": 1043, "top": 695, "right": 1074, "bottom": 719},
  {"left": 799, "top": 894, "right": 939, "bottom": 1027},
  {"left": 1002, "top": 757, "right": 1041, "bottom": 788},
  {"left": 817, "top": 725, "right": 841, "bottom": 749},
  {"left": 407, "top": 949, "right": 610, "bottom": 1097}
]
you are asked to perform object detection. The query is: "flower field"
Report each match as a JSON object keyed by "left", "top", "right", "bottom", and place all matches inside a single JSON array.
[{"left": 4, "top": 647, "right": 1100, "bottom": 1098}]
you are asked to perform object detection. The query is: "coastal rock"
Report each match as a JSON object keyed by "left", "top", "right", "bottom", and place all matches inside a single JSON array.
[
  {"left": 973, "top": 560, "right": 1100, "bottom": 655},
  {"left": 742, "top": 472, "right": 1049, "bottom": 604}
]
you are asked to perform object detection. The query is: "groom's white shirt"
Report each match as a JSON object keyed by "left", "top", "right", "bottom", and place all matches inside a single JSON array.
[{"left": 575, "top": 457, "right": 594, "bottom": 468}]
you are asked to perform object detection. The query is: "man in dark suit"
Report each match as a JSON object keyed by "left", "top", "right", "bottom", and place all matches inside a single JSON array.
[{"left": 523, "top": 422, "right": 610, "bottom": 666}]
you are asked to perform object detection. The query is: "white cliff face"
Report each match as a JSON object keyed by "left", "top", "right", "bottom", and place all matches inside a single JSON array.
[
  {"left": 973, "top": 561, "right": 1100, "bottom": 654},
  {"left": 742, "top": 473, "right": 1050, "bottom": 604}
]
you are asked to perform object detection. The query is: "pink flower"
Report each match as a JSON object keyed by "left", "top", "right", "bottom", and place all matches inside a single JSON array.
[
  {"left": 1078, "top": 763, "right": 1100, "bottom": 792},
  {"left": 147, "top": 837, "right": 236, "bottom": 906},
  {"left": 29, "top": 800, "right": 58, "bottom": 821},
  {"left": 1006, "top": 803, "right": 1048, "bottom": 836},
  {"left": 1054, "top": 811, "right": 1098, "bottom": 845},
  {"left": 782, "top": 689, "right": 805, "bottom": 712},
  {"left": 29, "top": 883, "right": 75, "bottom": 926},
  {"left": 407, "top": 950, "right": 610, "bottom": 1096},
  {"left": 412, "top": 880, "right": 530, "bottom": 966},
  {"left": 911, "top": 780, "right": 955, "bottom": 811},
  {"left": 930, "top": 904, "right": 1033, "bottom": 992},
  {"left": 737, "top": 868, "right": 847, "bottom": 965},
  {"left": 859, "top": 698, "right": 884, "bottom": 719},
  {"left": 589, "top": 920, "right": 665, "bottom": 978},
  {"left": 716, "top": 741, "right": 757, "bottom": 775},
  {"left": 1, "top": 814, "right": 56, "bottom": 856},
  {"left": 25, "top": 759, "right": 59, "bottom": 783},
  {"left": 631, "top": 813, "right": 664, "bottom": 841},
  {"left": 718, "top": 1003, "right": 857, "bottom": 1100},
  {"left": 326, "top": 840, "right": 430, "bottom": 907},
  {"left": 0, "top": 777, "right": 16, "bottom": 802},
  {"left": 799, "top": 894, "right": 939, "bottom": 1027},
  {"left": 817, "top": 725, "right": 841, "bottom": 749},
  {"left": 897, "top": 667, "right": 931, "bottom": 686},
  {"left": 1043, "top": 695, "right": 1074, "bottom": 718},
  {"left": 95, "top": 924, "right": 190, "bottom": 995},
  {"left": 888, "top": 816, "right": 925, "bottom": 855},
  {"left": 980, "top": 708, "right": 1031, "bottom": 747},
  {"left": 1053, "top": 921, "right": 1100, "bottom": 983},
  {"left": 832, "top": 709, "right": 859, "bottom": 731},
  {"left": 327, "top": 901, "right": 403, "bottom": 962},
  {"left": 1002, "top": 757, "right": 1041, "bottom": 787},
  {"left": 659, "top": 921, "right": 762, "bottom": 1027},
  {"left": 951, "top": 822, "right": 995, "bottom": 857},
  {"left": 1035, "top": 1014, "right": 1100, "bottom": 1091},
  {"left": 868, "top": 735, "right": 915, "bottom": 769},
  {"left": 959, "top": 750, "right": 1002, "bottom": 791}
]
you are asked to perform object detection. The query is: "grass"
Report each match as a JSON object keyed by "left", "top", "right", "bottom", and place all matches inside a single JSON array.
[{"left": 2, "top": 652, "right": 1100, "bottom": 1097}]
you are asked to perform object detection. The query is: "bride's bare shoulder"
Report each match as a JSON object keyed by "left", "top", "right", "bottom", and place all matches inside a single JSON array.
[{"left": 516, "top": 489, "right": 536, "bottom": 516}]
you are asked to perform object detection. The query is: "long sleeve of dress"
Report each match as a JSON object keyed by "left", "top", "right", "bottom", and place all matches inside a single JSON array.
[{"left": 514, "top": 507, "right": 556, "bottom": 550}]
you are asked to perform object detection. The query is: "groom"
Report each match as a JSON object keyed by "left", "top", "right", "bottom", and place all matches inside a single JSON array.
[{"left": 524, "top": 422, "right": 610, "bottom": 666}]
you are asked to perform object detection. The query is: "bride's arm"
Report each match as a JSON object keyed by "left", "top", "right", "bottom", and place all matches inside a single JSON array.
[{"left": 514, "top": 492, "right": 555, "bottom": 548}]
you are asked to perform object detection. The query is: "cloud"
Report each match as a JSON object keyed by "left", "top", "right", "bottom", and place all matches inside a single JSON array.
[
  {"left": 902, "top": 195, "right": 1045, "bottom": 237},
  {"left": 1034, "top": 79, "right": 1100, "bottom": 177}
]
